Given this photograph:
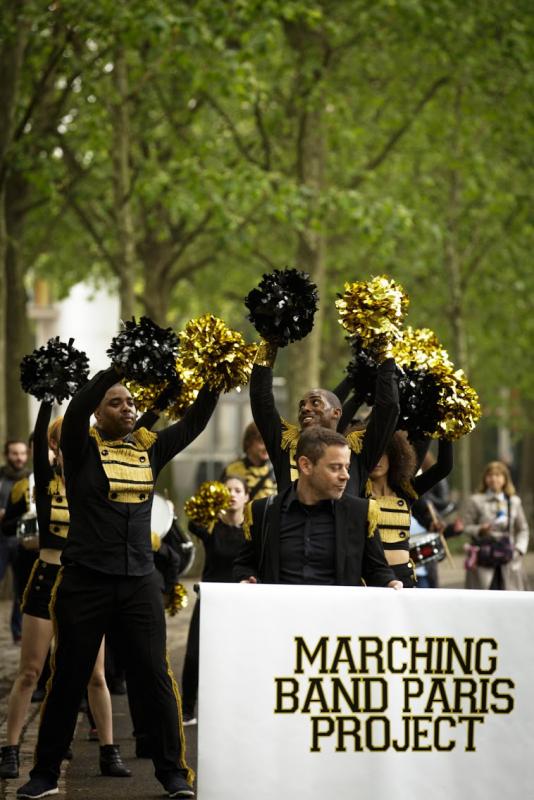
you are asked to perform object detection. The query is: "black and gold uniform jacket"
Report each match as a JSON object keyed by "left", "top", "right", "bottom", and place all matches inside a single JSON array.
[
  {"left": 221, "top": 457, "right": 276, "bottom": 500},
  {"left": 369, "top": 440, "right": 454, "bottom": 556},
  {"left": 249, "top": 358, "right": 399, "bottom": 496},
  {"left": 32, "top": 402, "right": 69, "bottom": 549},
  {"left": 60, "top": 367, "right": 218, "bottom": 577},
  {"left": 233, "top": 484, "right": 395, "bottom": 587}
]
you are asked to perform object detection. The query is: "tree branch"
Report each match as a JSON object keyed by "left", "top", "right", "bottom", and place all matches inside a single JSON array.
[
  {"left": 461, "top": 199, "right": 525, "bottom": 291},
  {"left": 351, "top": 75, "right": 450, "bottom": 186},
  {"left": 201, "top": 91, "right": 264, "bottom": 169}
]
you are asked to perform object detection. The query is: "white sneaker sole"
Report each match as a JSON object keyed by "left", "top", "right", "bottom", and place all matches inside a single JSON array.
[{"left": 17, "top": 789, "right": 58, "bottom": 799}]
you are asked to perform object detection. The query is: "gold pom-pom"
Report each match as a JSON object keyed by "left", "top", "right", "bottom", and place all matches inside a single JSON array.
[
  {"left": 336, "top": 276, "right": 409, "bottom": 360},
  {"left": 165, "top": 359, "right": 204, "bottom": 420},
  {"left": 184, "top": 481, "right": 232, "bottom": 530},
  {"left": 391, "top": 327, "right": 452, "bottom": 372},
  {"left": 124, "top": 380, "right": 164, "bottom": 413},
  {"left": 165, "top": 583, "right": 188, "bottom": 616},
  {"left": 179, "top": 315, "right": 257, "bottom": 393}
]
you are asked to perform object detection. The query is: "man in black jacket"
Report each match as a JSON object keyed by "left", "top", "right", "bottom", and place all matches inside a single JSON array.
[
  {"left": 234, "top": 427, "right": 402, "bottom": 589},
  {"left": 17, "top": 368, "right": 218, "bottom": 800},
  {"left": 249, "top": 342, "right": 399, "bottom": 497}
]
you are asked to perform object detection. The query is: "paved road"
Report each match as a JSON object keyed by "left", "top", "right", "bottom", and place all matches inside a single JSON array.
[{"left": 1, "top": 557, "right": 533, "bottom": 798}]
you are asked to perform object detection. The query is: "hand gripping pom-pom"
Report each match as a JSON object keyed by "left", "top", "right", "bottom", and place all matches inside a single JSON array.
[
  {"left": 244, "top": 268, "right": 318, "bottom": 347},
  {"left": 336, "top": 276, "right": 409, "bottom": 361},
  {"left": 392, "top": 328, "right": 481, "bottom": 441},
  {"left": 20, "top": 338, "right": 90, "bottom": 403},
  {"left": 184, "top": 481, "right": 232, "bottom": 530},
  {"left": 107, "top": 317, "right": 179, "bottom": 385},
  {"left": 179, "top": 315, "right": 257, "bottom": 393}
]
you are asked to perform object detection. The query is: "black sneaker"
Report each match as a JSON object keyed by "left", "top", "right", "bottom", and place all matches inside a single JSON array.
[
  {"left": 16, "top": 776, "right": 58, "bottom": 798},
  {"left": 165, "top": 774, "right": 195, "bottom": 798},
  {"left": 0, "top": 744, "right": 19, "bottom": 778}
]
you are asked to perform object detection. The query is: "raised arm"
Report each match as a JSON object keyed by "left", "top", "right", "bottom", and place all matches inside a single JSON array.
[
  {"left": 412, "top": 440, "right": 453, "bottom": 497},
  {"left": 60, "top": 367, "right": 121, "bottom": 465},
  {"left": 33, "top": 402, "right": 54, "bottom": 490},
  {"left": 249, "top": 363, "right": 283, "bottom": 467},
  {"left": 360, "top": 358, "right": 399, "bottom": 473},
  {"left": 151, "top": 385, "right": 219, "bottom": 470}
]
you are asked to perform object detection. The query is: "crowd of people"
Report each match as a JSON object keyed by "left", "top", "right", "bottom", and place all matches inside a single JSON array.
[{"left": 0, "top": 349, "right": 530, "bottom": 799}]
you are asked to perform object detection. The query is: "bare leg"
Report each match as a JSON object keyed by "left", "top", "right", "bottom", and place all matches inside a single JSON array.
[
  {"left": 87, "top": 637, "right": 113, "bottom": 745},
  {"left": 5, "top": 615, "right": 53, "bottom": 744}
]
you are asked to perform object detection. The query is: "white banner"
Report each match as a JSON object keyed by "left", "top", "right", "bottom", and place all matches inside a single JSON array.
[{"left": 197, "top": 584, "right": 534, "bottom": 800}]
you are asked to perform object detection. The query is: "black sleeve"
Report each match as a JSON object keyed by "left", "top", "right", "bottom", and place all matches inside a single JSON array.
[
  {"left": 412, "top": 440, "right": 454, "bottom": 497},
  {"left": 33, "top": 402, "right": 53, "bottom": 491},
  {"left": 188, "top": 520, "right": 210, "bottom": 546},
  {"left": 332, "top": 375, "right": 352, "bottom": 405},
  {"left": 360, "top": 358, "right": 399, "bottom": 473},
  {"left": 232, "top": 501, "right": 264, "bottom": 582},
  {"left": 249, "top": 364, "right": 284, "bottom": 478},
  {"left": 154, "top": 541, "right": 182, "bottom": 593},
  {"left": 60, "top": 367, "right": 121, "bottom": 466},
  {"left": 362, "top": 527, "right": 397, "bottom": 587},
  {"left": 135, "top": 409, "right": 160, "bottom": 431},
  {"left": 412, "top": 439, "right": 431, "bottom": 471},
  {"left": 151, "top": 386, "right": 218, "bottom": 473}
]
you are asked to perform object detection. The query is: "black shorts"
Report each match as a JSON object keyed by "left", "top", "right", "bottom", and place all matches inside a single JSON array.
[{"left": 21, "top": 561, "right": 61, "bottom": 620}]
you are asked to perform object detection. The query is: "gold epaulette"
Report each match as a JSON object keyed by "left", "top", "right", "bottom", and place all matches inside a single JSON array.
[
  {"left": 401, "top": 481, "right": 419, "bottom": 500},
  {"left": 243, "top": 501, "right": 253, "bottom": 541},
  {"left": 364, "top": 478, "right": 373, "bottom": 498},
  {"left": 346, "top": 429, "right": 365, "bottom": 454},
  {"left": 224, "top": 460, "right": 248, "bottom": 479},
  {"left": 151, "top": 533, "right": 161, "bottom": 552},
  {"left": 10, "top": 478, "right": 28, "bottom": 505},
  {"left": 281, "top": 419, "right": 300, "bottom": 451},
  {"left": 131, "top": 427, "right": 158, "bottom": 450},
  {"left": 367, "top": 498, "right": 379, "bottom": 538}
]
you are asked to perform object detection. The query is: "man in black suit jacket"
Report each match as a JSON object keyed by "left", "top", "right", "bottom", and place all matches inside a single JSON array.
[{"left": 233, "top": 427, "right": 402, "bottom": 589}]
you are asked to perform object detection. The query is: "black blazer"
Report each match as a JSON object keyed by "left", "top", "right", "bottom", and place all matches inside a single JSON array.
[{"left": 233, "top": 485, "right": 396, "bottom": 587}]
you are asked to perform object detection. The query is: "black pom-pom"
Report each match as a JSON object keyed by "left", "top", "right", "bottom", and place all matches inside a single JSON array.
[
  {"left": 20, "top": 337, "right": 90, "bottom": 403},
  {"left": 107, "top": 316, "right": 180, "bottom": 385},
  {"left": 346, "top": 338, "right": 379, "bottom": 406},
  {"left": 397, "top": 366, "right": 442, "bottom": 442},
  {"left": 244, "top": 268, "right": 318, "bottom": 347}
]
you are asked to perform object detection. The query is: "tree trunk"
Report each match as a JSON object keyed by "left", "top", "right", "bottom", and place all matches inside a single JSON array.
[
  {"left": 5, "top": 178, "right": 32, "bottom": 439},
  {"left": 284, "top": 24, "right": 328, "bottom": 411},
  {"left": 0, "top": 1, "right": 30, "bottom": 443},
  {"left": 112, "top": 45, "right": 136, "bottom": 322}
]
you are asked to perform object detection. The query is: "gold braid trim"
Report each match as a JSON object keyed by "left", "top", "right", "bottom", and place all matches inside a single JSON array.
[
  {"left": 90, "top": 427, "right": 154, "bottom": 503},
  {"left": 243, "top": 501, "right": 253, "bottom": 541},
  {"left": 346, "top": 429, "right": 365, "bottom": 454},
  {"left": 20, "top": 558, "right": 40, "bottom": 613},
  {"left": 254, "top": 339, "right": 278, "bottom": 368},
  {"left": 131, "top": 426, "right": 158, "bottom": 450},
  {"left": 401, "top": 480, "right": 419, "bottom": 500},
  {"left": 10, "top": 478, "right": 28, "bottom": 505},
  {"left": 367, "top": 498, "right": 379, "bottom": 538},
  {"left": 40, "top": 567, "right": 64, "bottom": 725},
  {"left": 165, "top": 651, "right": 195, "bottom": 785}
]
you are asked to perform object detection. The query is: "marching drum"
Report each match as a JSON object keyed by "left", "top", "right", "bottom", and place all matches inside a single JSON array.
[
  {"left": 150, "top": 493, "right": 196, "bottom": 577},
  {"left": 409, "top": 532, "right": 445, "bottom": 567},
  {"left": 16, "top": 512, "right": 39, "bottom": 549}
]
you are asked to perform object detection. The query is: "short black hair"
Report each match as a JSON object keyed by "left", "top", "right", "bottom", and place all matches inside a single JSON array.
[
  {"left": 4, "top": 440, "right": 27, "bottom": 456},
  {"left": 295, "top": 426, "right": 348, "bottom": 465}
]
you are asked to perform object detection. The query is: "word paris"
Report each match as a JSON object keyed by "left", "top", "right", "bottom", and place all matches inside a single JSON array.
[{"left": 274, "top": 635, "right": 514, "bottom": 754}]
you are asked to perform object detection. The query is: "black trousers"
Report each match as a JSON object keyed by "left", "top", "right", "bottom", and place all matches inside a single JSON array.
[
  {"left": 181, "top": 598, "right": 200, "bottom": 716},
  {"left": 30, "top": 565, "right": 191, "bottom": 787}
]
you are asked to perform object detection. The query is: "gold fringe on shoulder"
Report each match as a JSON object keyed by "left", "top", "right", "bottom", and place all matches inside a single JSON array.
[
  {"left": 401, "top": 480, "right": 419, "bottom": 500},
  {"left": 10, "top": 478, "right": 28, "bottom": 505},
  {"left": 367, "top": 498, "right": 379, "bottom": 538},
  {"left": 281, "top": 418, "right": 300, "bottom": 451},
  {"left": 243, "top": 501, "right": 253, "bottom": 541},
  {"left": 132, "top": 427, "right": 158, "bottom": 450},
  {"left": 364, "top": 478, "right": 373, "bottom": 498},
  {"left": 346, "top": 429, "right": 365, "bottom": 454}
]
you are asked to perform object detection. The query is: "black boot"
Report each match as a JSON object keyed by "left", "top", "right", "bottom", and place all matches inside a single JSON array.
[
  {"left": 99, "top": 744, "right": 132, "bottom": 777},
  {"left": 0, "top": 745, "right": 19, "bottom": 779}
]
